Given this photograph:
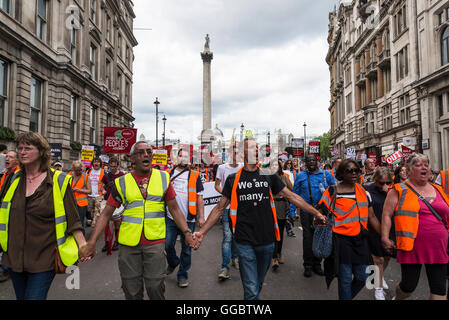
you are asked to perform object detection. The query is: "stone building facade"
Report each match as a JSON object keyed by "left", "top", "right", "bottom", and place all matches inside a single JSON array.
[
  {"left": 327, "top": 0, "right": 449, "bottom": 170},
  {"left": 0, "top": 0, "right": 137, "bottom": 167}
]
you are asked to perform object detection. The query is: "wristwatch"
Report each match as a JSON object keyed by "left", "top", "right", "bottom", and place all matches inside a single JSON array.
[{"left": 183, "top": 228, "right": 192, "bottom": 235}]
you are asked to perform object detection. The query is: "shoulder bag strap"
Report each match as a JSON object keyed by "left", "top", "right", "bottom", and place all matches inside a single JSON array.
[
  {"left": 306, "top": 171, "right": 314, "bottom": 205},
  {"left": 170, "top": 167, "right": 189, "bottom": 182},
  {"left": 405, "top": 182, "right": 449, "bottom": 232}
]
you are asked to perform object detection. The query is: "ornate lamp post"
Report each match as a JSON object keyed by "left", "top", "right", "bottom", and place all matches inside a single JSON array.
[
  {"left": 154, "top": 97, "right": 160, "bottom": 147},
  {"left": 162, "top": 115, "right": 167, "bottom": 147}
]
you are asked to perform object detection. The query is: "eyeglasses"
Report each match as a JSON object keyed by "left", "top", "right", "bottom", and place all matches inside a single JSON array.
[
  {"left": 17, "top": 146, "right": 37, "bottom": 153},
  {"left": 344, "top": 168, "right": 361, "bottom": 174},
  {"left": 134, "top": 149, "right": 153, "bottom": 156}
]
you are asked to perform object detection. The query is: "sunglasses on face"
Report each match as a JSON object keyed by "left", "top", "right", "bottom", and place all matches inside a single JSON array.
[
  {"left": 378, "top": 181, "right": 392, "bottom": 186},
  {"left": 345, "top": 168, "right": 360, "bottom": 174}
]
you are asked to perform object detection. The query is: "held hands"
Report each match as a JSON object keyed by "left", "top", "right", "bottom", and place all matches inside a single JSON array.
[
  {"left": 381, "top": 237, "right": 396, "bottom": 254},
  {"left": 78, "top": 242, "right": 97, "bottom": 262},
  {"left": 313, "top": 213, "right": 328, "bottom": 226}
]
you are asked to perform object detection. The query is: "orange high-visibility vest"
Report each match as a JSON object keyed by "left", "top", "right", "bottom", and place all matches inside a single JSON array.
[
  {"left": 391, "top": 182, "right": 449, "bottom": 251},
  {"left": 319, "top": 183, "right": 369, "bottom": 236},
  {"left": 331, "top": 168, "right": 336, "bottom": 177},
  {"left": 229, "top": 168, "right": 281, "bottom": 241},
  {"left": 168, "top": 167, "right": 198, "bottom": 218},
  {"left": 0, "top": 166, "right": 20, "bottom": 192},
  {"left": 88, "top": 168, "right": 104, "bottom": 196},
  {"left": 439, "top": 169, "right": 449, "bottom": 197},
  {"left": 69, "top": 172, "right": 88, "bottom": 207}
]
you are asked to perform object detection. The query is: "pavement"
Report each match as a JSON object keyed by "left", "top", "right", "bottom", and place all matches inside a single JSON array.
[{"left": 0, "top": 221, "right": 437, "bottom": 300}]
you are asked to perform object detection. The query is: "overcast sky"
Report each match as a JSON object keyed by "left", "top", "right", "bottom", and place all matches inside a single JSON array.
[{"left": 132, "top": 0, "right": 337, "bottom": 145}]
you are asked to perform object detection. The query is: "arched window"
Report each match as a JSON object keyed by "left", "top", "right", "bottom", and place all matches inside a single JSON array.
[{"left": 442, "top": 26, "right": 449, "bottom": 66}]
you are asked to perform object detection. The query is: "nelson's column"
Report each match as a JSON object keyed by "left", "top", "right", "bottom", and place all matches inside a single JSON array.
[{"left": 200, "top": 34, "right": 214, "bottom": 143}]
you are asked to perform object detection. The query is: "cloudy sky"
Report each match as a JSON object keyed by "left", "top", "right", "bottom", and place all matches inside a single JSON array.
[{"left": 132, "top": 0, "right": 337, "bottom": 145}]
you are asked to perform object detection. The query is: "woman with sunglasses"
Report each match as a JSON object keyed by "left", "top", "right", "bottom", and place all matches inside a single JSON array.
[
  {"left": 365, "top": 167, "right": 395, "bottom": 300},
  {"left": 283, "top": 160, "right": 296, "bottom": 186},
  {"left": 318, "top": 159, "right": 381, "bottom": 300}
]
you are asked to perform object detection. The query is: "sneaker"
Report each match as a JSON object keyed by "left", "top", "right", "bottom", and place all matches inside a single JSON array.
[
  {"left": 101, "top": 241, "right": 109, "bottom": 252},
  {"left": 177, "top": 278, "right": 189, "bottom": 288},
  {"left": 278, "top": 255, "right": 284, "bottom": 264},
  {"left": 231, "top": 258, "right": 239, "bottom": 269},
  {"left": 312, "top": 265, "right": 325, "bottom": 276},
  {"left": 218, "top": 268, "right": 230, "bottom": 280},
  {"left": 287, "top": 231, "right": 296, "bottom": 237},
  {"left": 304, "top": 266, "right": 312, "bottom": 278},
  {"left": 382, "top": 277, "right": 389, "bottom": 290},
  {"left": 374, "top": 288, "right": 386, "bottom": 300},
  {"left": 0, "top": 269, "right": 10, "bottom": 283},
  {"left": 272, "top": 258, "right": 279, "bottom": 270}
]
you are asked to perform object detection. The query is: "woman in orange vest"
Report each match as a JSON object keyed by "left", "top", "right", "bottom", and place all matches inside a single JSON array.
[
  {"left": 382, "top": 154, "right": 449, "bottom": 300},
  {"left": 70, "top": 161, "right": 92, "bottom": 235},
  {"left": 318, "top": 159, "right": 381, "bottom": 300}
]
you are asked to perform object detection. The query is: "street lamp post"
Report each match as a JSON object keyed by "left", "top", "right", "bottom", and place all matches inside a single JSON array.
[
  {"left": 240, "top": 123, "right": 244, "bottom": 143},
  {"left": 154, "top": 97, "right": 160, "bottom": 148},
  {"left": 303, "top": 122, "right": 307, "bottom": 157},
  {"left": 162, "top": 115, "right": 167, "bottom": 147}
]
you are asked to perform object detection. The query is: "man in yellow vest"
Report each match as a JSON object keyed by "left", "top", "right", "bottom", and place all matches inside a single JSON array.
[
  {"left": 83, "top": 141, "right": 198, "bottom": 300},
  {"left": 194, "top": 138, "right": 327, "bottom": 300}
]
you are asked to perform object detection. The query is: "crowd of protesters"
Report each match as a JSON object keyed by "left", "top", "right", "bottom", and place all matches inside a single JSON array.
[{"left": 0, "top": 133, "right": 448, "bottom": 301}]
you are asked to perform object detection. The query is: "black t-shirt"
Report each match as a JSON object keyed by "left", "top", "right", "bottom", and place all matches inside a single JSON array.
[{"left": 222, "top": 168, "right": 285, "bottom": 246}]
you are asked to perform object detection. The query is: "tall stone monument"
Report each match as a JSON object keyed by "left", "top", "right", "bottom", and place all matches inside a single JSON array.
[{"left": 201, "top": 34, "right": 213, "bottom": 136}]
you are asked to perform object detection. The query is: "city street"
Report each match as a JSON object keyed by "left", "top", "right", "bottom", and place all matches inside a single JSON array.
[{"left": 0, "top": 221, "right": 433, "bottom": 301}]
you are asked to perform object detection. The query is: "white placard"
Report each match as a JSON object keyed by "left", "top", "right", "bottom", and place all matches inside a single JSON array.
[{"left": 202, "top": 182, "right": 222, "bottom": 220}]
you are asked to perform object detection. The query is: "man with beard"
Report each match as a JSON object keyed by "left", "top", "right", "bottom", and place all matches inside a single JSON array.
[
  {"left": 166, "top": 149, "right": 205, "bottom": 288},
  {"left": 290, "top": 154, "right": 335, "bottom": 277},
  {"left": 83, "top": 141, "right": 198, "bottom": 299}
]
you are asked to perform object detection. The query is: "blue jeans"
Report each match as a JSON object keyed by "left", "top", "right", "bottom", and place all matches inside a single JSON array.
[
  {"left": 7, "top": 269, "right": 56, "bottom": 300},
  {"left": 165, "top": 217, "right": 195, "bottom": 281},
  {"left": 235, "top": 242, "right": 275, "bottom": 300},
  {"left": 221, "top": 209, "right": 238, "bottom": 270},
  {"left": 338, "top": 264, "right": 368, "bottom": 300}
]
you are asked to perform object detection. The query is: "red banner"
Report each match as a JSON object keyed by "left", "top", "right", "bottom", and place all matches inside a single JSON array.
[
  {"left": 103, "top": 127, "right": 137, "bottom": 154},
  {"left": 401, "top": 145, "right": 414, "bottom": 160}
]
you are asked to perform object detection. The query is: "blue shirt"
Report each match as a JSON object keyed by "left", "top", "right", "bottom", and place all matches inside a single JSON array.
[{"left": 290, "top": 169, "right": 335, "bottom": 217}]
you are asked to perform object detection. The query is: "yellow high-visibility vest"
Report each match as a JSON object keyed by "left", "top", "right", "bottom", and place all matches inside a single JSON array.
[
  {"left": 0, "top": 169, "right": 79, "bottom": 267},
  {"left": 115, "top": 169, "right": 169, "bottom": 246}
]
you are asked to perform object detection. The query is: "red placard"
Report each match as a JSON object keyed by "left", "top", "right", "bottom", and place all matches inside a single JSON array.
[
  {"left": 103, "top": 127, "right": 137, "bottom": 154},
  {"left": 309, "top": 140, "right": 321, "bottom": 160}
]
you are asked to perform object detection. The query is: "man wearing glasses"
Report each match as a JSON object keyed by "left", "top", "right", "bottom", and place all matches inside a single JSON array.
[{"left": 84, "top": 141, "right": 198, "bottom": 300}]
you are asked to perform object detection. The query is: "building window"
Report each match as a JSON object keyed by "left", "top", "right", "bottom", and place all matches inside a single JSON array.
[
  {"left": 30, "top": 77, "right": 42, "bottom": 133},
  {"left": 70, "top": 95, "right": 77, "bottom": 141},
  {"left": 0, "top": 59, "right": 8, "bottom": 126},
  {"left": 345, "top": 93, "right": 352, "bottom": 115},
  {"left": 90, "top": 0, "right": 96, "bottom": 24},
  {"left": 105, "top": 59, "right": 111, "bottom": 90},
  {"left": 399, "top": 93, "right": 411, "bottom": 125},
  {"left": 360, "top": 117, "right": 366, "bottom": 137},
  {"left": 106, "top": 14, "right": 112, "bottom": 42},
  {"left": 442, "top": 27, "right": 449, "bottom": 66},
  {"left": 36, "top": 0, "right": 48, "bottom": 41},
  {"left": 117, "top": 33, "right": 122, "bottom": 57},
  {"left": 126, "top": 45, "right": 130, "bottom": 66},
  {"left": 396, "top": 45, "right": 409, "bottom": 81},
  {"left": 384, "top": 67, "right": 392, "bottom": 93},
  {"left": 347, "top": 123, "right": 353, "bottom": 143},
  {"left": 117, "top": 72, "right": 122, "bottom": 100},
  {"left": 382, "top": 104, "right": 392, "bottom": 131},
  {"left": 70, "top": 28, "right": 76, "bottom": 64},
  {"left": 106, "top": 113, "right": 111, "bottom": 127},
  {"left": 90, "top": 44, "right": 96, "bottom": 80},
  {"left": 394, "top": 2, "right": 407, "bottom": 37},
  {"left": 367, "top": 111, "right": 375, "bottom": 134},
  {"left": 90, "top": 106, "right": 96, "bottom": 144},
  {"left": 125, "top": 81, "right": 130, "bottom": 107},
  {"left": 0, "top": 0, "right": 14, "bottom": 16},
  {"left": 437, "top": 94, "right": 444, "bottom": 118}
]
